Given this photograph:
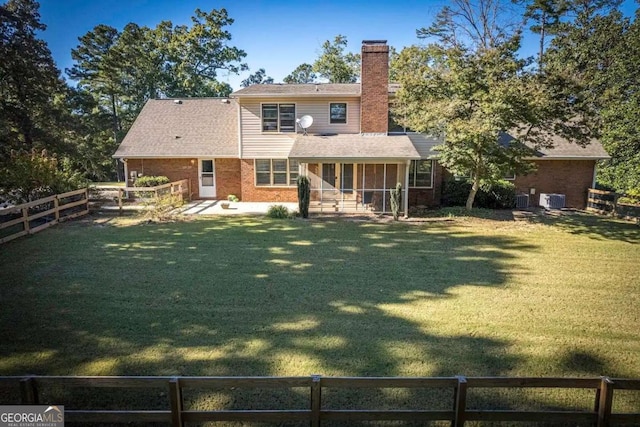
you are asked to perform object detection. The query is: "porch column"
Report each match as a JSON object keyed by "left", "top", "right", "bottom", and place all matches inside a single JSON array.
[
  {"left": 404, "top": 160, "right": 410, "bottom": 218},
  {"left": 122, "top": 159, "right": 129, "bottom": 198}
]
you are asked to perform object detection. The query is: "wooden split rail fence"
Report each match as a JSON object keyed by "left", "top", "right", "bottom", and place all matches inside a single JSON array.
[
  {"left": 587, "top": 188, "right": 640, "bottom": 221},
  {"left": 91, "top": 179, "right": 190, "bottom": 214},
  {"left": 0, "top": 188, "right": 89, "bottom": 244},
  {"left": 1, "top": 375, "right": 639, "bottom": 426}
]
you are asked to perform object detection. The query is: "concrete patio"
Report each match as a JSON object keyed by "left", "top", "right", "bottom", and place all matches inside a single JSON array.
[{"left": 178, "top": 200, "right": 299, "bottom": 215}]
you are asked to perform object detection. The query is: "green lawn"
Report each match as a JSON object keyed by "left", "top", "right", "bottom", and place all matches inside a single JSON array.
[{"left": 0, "top": 212, "right": 639, "bottom": 414}]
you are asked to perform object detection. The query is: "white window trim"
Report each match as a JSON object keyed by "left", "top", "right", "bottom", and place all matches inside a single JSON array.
[
  {"left": 503, "top": 172, "right": 516, "bottom": 180},
  {"left": 260, "top": 103, "right": 297, "bottom": 134},
  {"left": 409, "top": 159, "right": 434, "bottom": 189},
  {"left": 329, "top": 102, "right": 348, "bottom": 125},
  {"left": 254, "top": 159, "right": 299, "bottom": 187}
]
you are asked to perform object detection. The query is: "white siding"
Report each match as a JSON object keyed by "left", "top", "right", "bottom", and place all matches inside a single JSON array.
[{"left": 240, "top": 97, "right": 361, "bottom": 158}]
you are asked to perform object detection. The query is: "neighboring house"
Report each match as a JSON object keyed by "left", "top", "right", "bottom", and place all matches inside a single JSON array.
[{"left": 114, "top": 40, "right": 609, "bottom": 215}]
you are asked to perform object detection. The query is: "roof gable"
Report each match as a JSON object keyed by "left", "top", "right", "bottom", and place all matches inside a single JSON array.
[{"left": 114, "top": 98, "right": 238, "bottom": 158}]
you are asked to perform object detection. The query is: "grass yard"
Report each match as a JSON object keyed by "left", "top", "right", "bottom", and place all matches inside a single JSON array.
[{"left": 0, "top": 212, "right": 639, "bottom": 417}]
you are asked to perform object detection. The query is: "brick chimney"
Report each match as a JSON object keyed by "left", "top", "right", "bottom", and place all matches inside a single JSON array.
[{"left": 361, "top": 40, "right": 389, "bottom": 135}]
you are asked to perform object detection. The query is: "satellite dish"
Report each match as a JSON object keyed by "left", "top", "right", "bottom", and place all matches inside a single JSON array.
[{"left": 296, "top": 115, "right": 313, "bottom": 135}]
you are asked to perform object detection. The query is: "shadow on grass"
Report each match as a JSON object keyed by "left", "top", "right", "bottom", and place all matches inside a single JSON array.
[
  {"left": 532, "top": 211, "right": 639, "bottom": 243},
  {"left": 415, "top": 206, "right": 517, "bottom": 221},
  {"left": 0, "top": 216, "right": 633, "bottom": 419}
]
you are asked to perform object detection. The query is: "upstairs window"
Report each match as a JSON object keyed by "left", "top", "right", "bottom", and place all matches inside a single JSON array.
[
  {"left": 388, "top": 109, "right": 413, "bottom": 133},
  {"left": 262, "top": 104, "right": 296, "bottom": 132},
  {"left": 409, "top": 160, "right": 433, "bottom": 188},
  {"left": 329, "top": 102, "right": 347, "bottom": 124}
]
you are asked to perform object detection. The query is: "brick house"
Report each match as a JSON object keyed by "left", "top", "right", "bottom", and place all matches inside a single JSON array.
[{"left": 114, "top": 40, "right": 609, "bottom": 215}]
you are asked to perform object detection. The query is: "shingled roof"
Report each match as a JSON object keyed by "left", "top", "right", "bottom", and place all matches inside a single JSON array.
[
  {"left": 231, "top": 83, "right": 399, "bottom": 97},
  {"left": 499, "top": 132, "right": 610, "bottom": 159},
  {"left": 289, "top": 134, "right": 421, "bottom": 162},
  {"left": 113, "top": 98, "right": 238, "bottom": 158}
]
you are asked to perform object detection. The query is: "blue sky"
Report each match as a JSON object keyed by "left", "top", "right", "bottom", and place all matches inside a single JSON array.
[{"left": 39, "top": 0, "right": 637, "bottom": 91}]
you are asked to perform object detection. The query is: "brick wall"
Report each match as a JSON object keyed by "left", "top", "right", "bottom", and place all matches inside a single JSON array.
[
  {"left": 361, "top": 41, "right": 389, "bottom": 134},
  {"left": 408, "top": 163, "right": 444, "bottom": 207},
  {"left": 126, "top": 158, "right": 242, "bottom": 200},
  {"left": 126, "top": 158, "right": 198, "bottom": 198},
  {"left": 240, "top": 159, "right": 297, "bottom": 202},
  {"left": 514, "top": 160, "right": 595, "bottom": 209},
  {"left": 215, "top": 158, "right": 242, "bottom": 200}
]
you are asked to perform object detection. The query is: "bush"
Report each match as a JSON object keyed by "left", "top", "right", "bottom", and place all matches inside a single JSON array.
[
  {"left": 620, "top": 188, "right": 640, "bottom": 205},
  {"left": 617, "top": 197, "right": 638, "bottom": 205},
  {"left": 390, "top": 182, "right": 402, "bottom": 220},
  {"left": 441, "top": 179, "right": 516, "bottom": 209},
  {"left": 133, "top": 175, "right": 170, "bottom": 187},
  {"left": 227, "top": 194, "right": 239, "bottom": 202},
  {"left": 0, "top": 149, "right": 86, "bottom": 203},
  {"left": 297, "top": 175, "right": 311, "bottom": 218},
  {"left": 266, "top": 204, "right": 291, "bottom": 219},
  {"left": 441, "top": 179, "right": 472, "bottom": 207},
  {"left": 477, "top": 180, "right": 516, "bottom": 209},
  {"left": 140, "top": 193, "right": 184, "bottom": 221}
]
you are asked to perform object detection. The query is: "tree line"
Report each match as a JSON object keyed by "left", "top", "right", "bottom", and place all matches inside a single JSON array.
[{"left": 1, "top": 0, "right": 638, "bottom": 205}]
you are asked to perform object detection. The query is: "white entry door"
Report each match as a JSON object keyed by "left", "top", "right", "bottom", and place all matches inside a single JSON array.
[{"left": 198, "top": 159, "right": 216, "bottom": 198}]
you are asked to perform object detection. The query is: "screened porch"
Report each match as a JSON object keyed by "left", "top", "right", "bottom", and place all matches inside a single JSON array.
[{"left": 302, "top": 162, "right": 409, "bottom": 214}]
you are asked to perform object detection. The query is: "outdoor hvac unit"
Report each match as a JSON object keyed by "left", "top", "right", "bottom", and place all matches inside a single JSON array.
[
  {"left": 515, "top": 194, "right": 529, "bottom": 209},
  {"left": 539, "top": 193, "right": 566, "bottom": 209}
]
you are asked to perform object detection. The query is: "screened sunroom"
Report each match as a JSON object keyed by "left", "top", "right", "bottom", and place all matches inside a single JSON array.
[{"left": 289, "top": 134, "right": 422, "bottom": 215}]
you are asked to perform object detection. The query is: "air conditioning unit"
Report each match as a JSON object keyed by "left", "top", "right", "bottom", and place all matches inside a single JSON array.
[
  {"left": 539, "top": 193, "right": 566, "bottom": 209},
  {"left": 515, "top": 194, "right": 529, "bottom": 209}
]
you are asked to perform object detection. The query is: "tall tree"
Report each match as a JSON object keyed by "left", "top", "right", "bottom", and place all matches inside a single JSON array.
[
  {"left": 0, "top": 0, "right": 92, "bottom": 200},
  {"left": 394, "top": 0, "right": 561, "bottom": 209},
  {"left": 162, "top": 8, "right": 247, "bottom": 96},
  {"left": 0, "top": 0, "right": 69, "bottom": 156},
  {"left": 312, "top": 35, "right": 360, "bottom": 83},
  {"left": 599, "top": 8, "right": 640, "bottom": 191},
  {"left": 66, "top": 7, "right": 248, "bottom": 180},
  {"left": 514, "top": 0, "right": 568, "bottom": 70},
  {"left": 240, "top": 68, "right": 274, "bottom": 87},
  {"left": 543, "top": 0, "right": 624, "bottom": 131},
  {"left": 545, "top": 0, "right": 638, "bottom": 191},
  {"left": 67, "top": 24, "right": 123, "bottom": 140},
  {"left": 283, "top": 63, "right": 317, "bottom": 84}
]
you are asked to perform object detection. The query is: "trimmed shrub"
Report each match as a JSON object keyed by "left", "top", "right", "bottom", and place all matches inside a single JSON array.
[
  {"left": 133, "top": 175, "right": 170, "bottom": 187},
  {"left": 441, "top": 179, "right": 516, "bottom": 209},
  {"left": 441, "top": 179, "right": 473, "bottom": 207},
  {"left": 297, "top": 175, "right": 311, "bottom": 218},
  {"left": 266, "top": 204, "right": 291, "bottom": 219},
  {"left": 390, "top": 182, "right": 402, "bottom": 220},
  {"left": 477, "top": 180, "right": 516, "bottom": 209}
]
